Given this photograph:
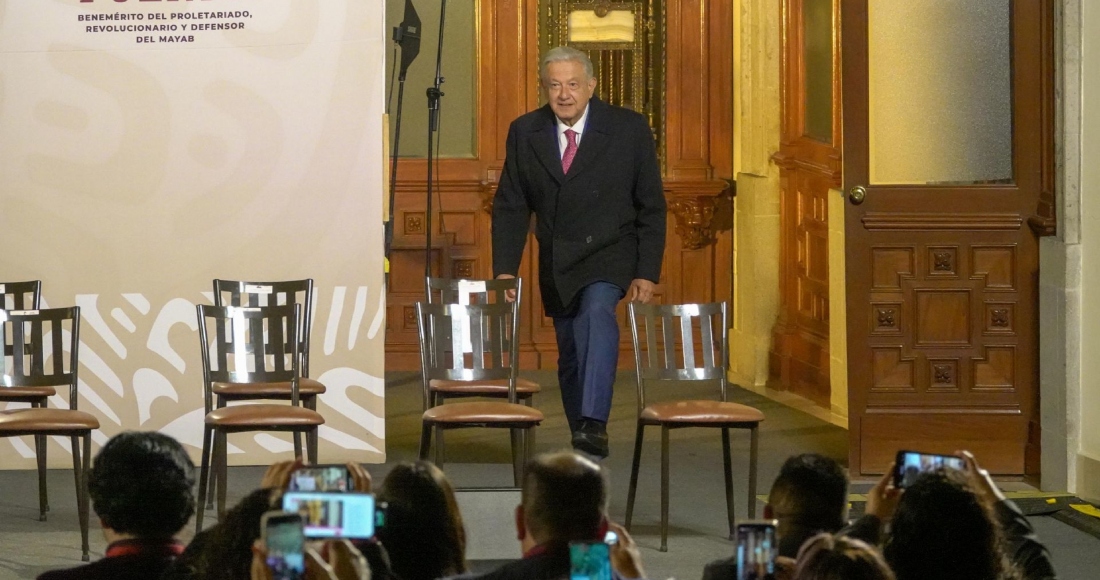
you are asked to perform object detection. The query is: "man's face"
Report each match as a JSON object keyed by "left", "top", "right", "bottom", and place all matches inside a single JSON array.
[{"left": 542, "top": 59, "right": 597, "bottom": 126}]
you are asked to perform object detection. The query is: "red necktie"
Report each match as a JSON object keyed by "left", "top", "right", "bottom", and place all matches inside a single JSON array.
[{"left": 562, "top": 128, "right": 578, "bottom": 174}]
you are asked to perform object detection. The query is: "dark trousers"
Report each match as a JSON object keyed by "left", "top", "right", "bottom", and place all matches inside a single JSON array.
[{"left": 553, "top": 281, "right": 625, "bottom": 433}]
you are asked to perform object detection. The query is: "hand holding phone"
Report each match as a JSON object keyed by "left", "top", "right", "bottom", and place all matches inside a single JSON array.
[
  {"left": 288, "top": 465, "right": 354, "bottom": 492},
  {"left": 282, "top": 491, "right": 376, "bottom": 539},
  {"left": 569, "top": 541, "right": 612, "bottom": 580},
  {"left": 893, "top": 450, "right": 965, "bottom": 488},
  {"left": 736, "top": 520, "right": 778, "bottom": 580},
  {"left": 260, "top": 511, "right": 305, "bottom": 580}
]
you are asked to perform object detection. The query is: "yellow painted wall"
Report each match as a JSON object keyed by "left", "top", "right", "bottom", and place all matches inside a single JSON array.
[
  {"left": 729, "top": 0, "right": 782, "bottom": 390},
  {"left": 1077, "top": 0, "right": 1100, "bottom": 502},
  {"left": 828, "top": 189, "right": 849, "bottom": 421}
]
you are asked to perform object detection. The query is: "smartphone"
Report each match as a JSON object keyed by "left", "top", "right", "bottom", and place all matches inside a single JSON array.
[
  {"left": 260, "top": 511, "right": 305, "bottom": 580},
  {"left": 288, "top": 464, "right": 353, "bottom": 492},
  {"left": 735, "top": 520, "right": 778, "bottom": 580},
  {"left": 893, "top": 450, "right": 966, "bottom": 488},
  {"left": 569, "top": 541, "right": 612, "bottom": 580},
  {"left": 282, "top": 491, "right": 376, "bottom": 539}
]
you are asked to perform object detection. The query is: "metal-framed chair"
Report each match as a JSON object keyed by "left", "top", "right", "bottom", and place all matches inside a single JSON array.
[
  {"left": 623, "top": 301, "right": 765, "bottom": 552},
  {"left": 424, "top": 277, "right": 541, "bottom": 406},
  {"left": 212, "top": 279, "right": 325, "bottom": 457},
  {"left": 195, "top": 304, "right": 323, "bottom": 530},
  {"left": 0, "top": 307, "right": 98, "bottom": 561},
  {"left": 416, "top": 301, "right": 542, "bottom": 486},
  {"left": 0, "top": 280, "right": 53, "bottom": 509}
]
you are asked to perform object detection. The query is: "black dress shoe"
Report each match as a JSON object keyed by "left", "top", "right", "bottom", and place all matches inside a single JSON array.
[{"left": 572, "top": 419, "right": 610, "bottom": 458}]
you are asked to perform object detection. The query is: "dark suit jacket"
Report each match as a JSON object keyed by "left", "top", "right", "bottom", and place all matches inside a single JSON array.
[
  {"left": 492, "top": 98, "right": 666, "bottom": 316},
  {"left": 457, "top": 543, "right": 634, "bottom": 580},
  {"left": 37, "top": 539, "right": 182, "bottom": 580}
]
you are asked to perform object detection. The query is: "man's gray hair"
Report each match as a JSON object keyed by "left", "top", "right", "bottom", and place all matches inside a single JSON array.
[{"left": 540, "top": 46, "right": 594, "bottom": 81}]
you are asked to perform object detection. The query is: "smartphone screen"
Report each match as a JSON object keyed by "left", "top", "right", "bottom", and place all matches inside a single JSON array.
[
  {"left": 282, "top": 491, "right": 375, "bottom": 539},
  {"left": 288, "top": 465, "right": 353, "bottom": 492},
  {"left": 569, "top": 541, "right": 612, "bottom": 580},
  {"left": 262, "top": 512, "right": 305, "bottom": 580},
  {"left": 894, "top": 450, "right": 966, "bottom": 488},
  {"left": 736, "top": 522, "right": 777, "bottom": 580}
]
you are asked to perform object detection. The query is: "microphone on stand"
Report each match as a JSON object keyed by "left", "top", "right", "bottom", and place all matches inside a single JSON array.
[{"left": 384, "top": 0, "right": 422, "bottom": 289}]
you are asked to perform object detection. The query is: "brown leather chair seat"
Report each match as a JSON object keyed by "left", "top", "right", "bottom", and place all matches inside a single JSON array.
[
  {"left": 640, "top": 400, "right": 766, "bottom": 425},
  {"left": 423, "top": 401, "right": 543, "bottom": 424},
  {"left": 0, "top": 409, "right": 100, "bottom": 431},
  {"left": 206, "top": 404, "right": 324, "bottom": 428},
  {"left": 429, "top": 377, "right": 540, "bottom": 395},
  {"left": 212, "top": 378, "right": 327, "bottom": 397},
  {"left": 0, "top": 386, "right": 57, "bottom": 398}
]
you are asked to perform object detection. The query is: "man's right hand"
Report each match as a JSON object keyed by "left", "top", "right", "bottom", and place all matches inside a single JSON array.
[{"left": 495, "top": 274, "right": 518, "bottom": 302}]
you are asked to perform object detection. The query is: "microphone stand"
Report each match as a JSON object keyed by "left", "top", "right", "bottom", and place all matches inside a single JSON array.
[
  {"left": 423, "top": 0, "right": 448, "bottom": 289},
  {"left": 385, "top": 0, "right": 421, "bottom": 289}
]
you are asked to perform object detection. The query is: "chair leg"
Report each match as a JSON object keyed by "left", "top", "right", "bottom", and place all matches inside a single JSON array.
[
  {"left": 206, "top": 424, "right": 223, "bottom": 510},
  {"left": 722, "top": 427, "right": 735, "bottom": 540},
  {"left": 660, "top": 426, "right": 670, "bottom": 552},
  {"left": 306, "top": 396, "right": 319, "bottom": 461},
  {"left": 433, "top": 426, "right": 445, "bottom": 468},
  {"left": 510, "top": 429, "right": 522, "bottom": 487},
  {"left": 37, "top": 433, "right": 48, "bottom": 521},
  {"left": 196, "top": 426, "right": 213, "bottom": 534},
  {"left": 418, "top": 423, "right": 432, "bottom": 460},
  {"left": 79, "top": 434, "right": 91, "bottom": 562},
  {"left": 216, "top": 431, "right": 229, "bottom": 522},
  {"left": 293, "top": 431, "right": 303, "bottom": 461},
  {"left": 305, "top": 427, "right": 319, "bottom": 465},
  {"left": 625, "top": 422, "right": 645, "bottom": 530},
  {"left": 748, "top": 426, "right": 759, "bottom": 518},
  {"left": 523, "top": 427, "right": 535, "bottom": 477}
]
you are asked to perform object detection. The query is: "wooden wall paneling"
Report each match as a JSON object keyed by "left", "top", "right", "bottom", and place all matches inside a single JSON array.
[{"left": 386, "top": 0, "right": 736, "bottom": 371}]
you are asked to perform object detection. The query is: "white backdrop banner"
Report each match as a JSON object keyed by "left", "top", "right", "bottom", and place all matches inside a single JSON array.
[{"left": 0, "top": 0, "right": 387, "bottom": 466}]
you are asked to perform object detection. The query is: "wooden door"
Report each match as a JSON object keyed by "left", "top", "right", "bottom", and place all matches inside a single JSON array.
[
  {"left": 771, "top": 0, "right": 841, "bottom": 407},
  {"left": 842, "top": 0, "right": 1054, "bottom": 476}
]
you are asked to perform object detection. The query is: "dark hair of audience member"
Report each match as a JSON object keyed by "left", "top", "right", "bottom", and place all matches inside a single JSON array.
[
  {"left": 376, "top": 461, "right": 467, "bottom": 580},
  {"left": 523, "top": 452, "right": 607, "bottom": 543},
  {"left": 793, "top": 533, "right": 895, "bottom": 580},
  {"left": 162, "top": 487, "right": 279, "bottom": 580},
  {"left": 884, "top": 470, "right": 1022, "bottom": 580},
  {"left": 768, "top": 454, "right": 848, "bottom": 550},
  {"left": 88, "top": 431, "right": 196, "bottom": 538}
]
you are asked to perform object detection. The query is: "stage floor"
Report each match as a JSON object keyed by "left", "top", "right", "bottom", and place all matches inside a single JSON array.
[{"left": 0, "top": 371, "right": 1097, "bottom": 579}]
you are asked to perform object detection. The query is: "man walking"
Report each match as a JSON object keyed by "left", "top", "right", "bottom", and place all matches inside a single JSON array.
[{"left": 492, "top": 46, "right": 666, "bottom": 458}]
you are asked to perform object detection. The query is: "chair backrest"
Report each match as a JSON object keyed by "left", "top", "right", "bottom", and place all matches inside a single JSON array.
[
  {"left": 213, "top": 279, "right": 314, "bottom": 376},
  {"left": 425, "top": 277, "right": 519, "bottom": 306},
  {"left": 1, "top": 280, "right": 42, "bottom": 311},
  {"left": 196, "top": 304, "right": 301, "bottom": 411},
  {"left": 415, "top": 301, "right": 520, "bottom": 408},
  {"left": 0, "top": 307, "right": 80, "bottom": 406},
  {"left": 627, "top": 301, "right": 729, "bottom": 409}
]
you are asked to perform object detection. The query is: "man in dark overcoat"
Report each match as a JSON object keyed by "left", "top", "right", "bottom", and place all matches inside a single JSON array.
[{"left": 492, "top": 46, "right": 666, "bottom": 458}]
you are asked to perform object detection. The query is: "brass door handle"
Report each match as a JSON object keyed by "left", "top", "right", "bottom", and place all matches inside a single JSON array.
[{"left": 849, "top": 185, "right": 867, "bottom": 205}]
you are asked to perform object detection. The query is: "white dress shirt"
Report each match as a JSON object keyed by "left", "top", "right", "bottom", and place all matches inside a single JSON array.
[{"left": 555, "top": 104, "right": 591, "bottom": 158}]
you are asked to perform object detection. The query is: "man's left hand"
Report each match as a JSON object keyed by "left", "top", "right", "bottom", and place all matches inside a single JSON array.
[{"left": 627, "top": 279, "right": 656, "bottom": 304}]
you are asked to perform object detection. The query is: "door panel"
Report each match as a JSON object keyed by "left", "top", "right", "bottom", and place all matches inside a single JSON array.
[
  {"left": 771, "top": 0, "right": 841, "bottom": 407},
  {"left": 842, "top": 0, "right": 1050, "bottom": 476}
]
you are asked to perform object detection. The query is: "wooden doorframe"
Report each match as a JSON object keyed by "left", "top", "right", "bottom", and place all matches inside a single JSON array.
[{"left": 770, "top": 0, "right": 842, "bottom": 407}]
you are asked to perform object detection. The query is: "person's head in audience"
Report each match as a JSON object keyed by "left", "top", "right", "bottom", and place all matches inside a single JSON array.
[
  {"left": 884, "top": 470, "right": 1015, "bottom": 580},
  {"left": 89, "top": 431, "right": 195, "bottom": 542},
  {"left": 376, "top": 460, "right": 467, "bottom": 580},
  {"left": 516, "top": 451, "right": 608, "bottom": 552},
  {"left": 165, "top": 487, "right": 280, "bottom": 580},
  {"left": 793, "top": 533, "right": 895, "bottom": 580},
  {"left": 765, "top": 453, "right": 849, "bottom": 558}
]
